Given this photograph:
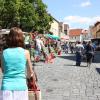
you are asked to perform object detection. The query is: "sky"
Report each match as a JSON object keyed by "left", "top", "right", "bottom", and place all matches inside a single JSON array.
[{"left": 42, "top": 0, "right": 100, "bottom": 29}]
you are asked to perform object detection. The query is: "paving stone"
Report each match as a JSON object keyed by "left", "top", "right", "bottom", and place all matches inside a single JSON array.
[
  {"left": 34, "top": 52, "right": 100, "bottom": 100},
  {"left": 0, "top": 52, "right": 100, "bottom": 100}
]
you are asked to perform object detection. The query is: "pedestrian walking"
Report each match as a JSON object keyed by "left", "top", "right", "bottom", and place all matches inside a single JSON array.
[
  {"left": 75, "top": 41, "right": 84, "bottom": 66},
  {"left": 0, "top": 27, "right": 37, "bottom": 100},
  {"left": 82, "top": 41, "right": 87, "bottom": 60},
  {"left": 63, "top": 42, "right": 68, "bottom": 54},
  {"left": 34, "top": 36, "right": 45, "bottom": 62},
  {"left": 69, "top": 43, "right": 74, "bottom": 54},
  {"left": 85, "top": 42, "right": 94, "bottom": 67}
]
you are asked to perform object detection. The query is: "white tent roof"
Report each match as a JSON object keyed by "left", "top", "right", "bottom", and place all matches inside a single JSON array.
[
  {"left": 0, "top": 29, "right": 28, "bottom": 35},
  {"left": 0, "top": 29, "right": 10, "bottom": 35}
]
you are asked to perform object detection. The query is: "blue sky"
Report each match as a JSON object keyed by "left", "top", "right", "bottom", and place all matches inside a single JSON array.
[{"left": 42, "top": 0, "right": 100, "bottom": 29}]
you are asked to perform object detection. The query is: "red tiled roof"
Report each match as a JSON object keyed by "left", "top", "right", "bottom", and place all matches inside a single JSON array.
[{"left": 69, "top": 29, "right": 87, "bottom": 36}]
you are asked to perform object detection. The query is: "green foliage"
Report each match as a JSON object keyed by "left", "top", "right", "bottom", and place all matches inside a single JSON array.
[
  {"left": 0, "top": 0, "right": 53, "bottom": 32},
  {"left": 33, "top": 0, "right": 53, "bottom": 33}
]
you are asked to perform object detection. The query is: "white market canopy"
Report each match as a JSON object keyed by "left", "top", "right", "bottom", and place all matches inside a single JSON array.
[
  {"left": 0, "top": 29, "right": 10, "bottom": 35},
  {"left": 0, "top": 29, "right": 28, "bottom": 35}
]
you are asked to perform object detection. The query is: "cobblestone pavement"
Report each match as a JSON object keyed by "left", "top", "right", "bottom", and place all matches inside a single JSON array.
[
  {"left": 0, "top": 52, "right": 100, "bottom": 100},
  {"left": 34, "top": 52, "right": 100, "bottom": 100}
]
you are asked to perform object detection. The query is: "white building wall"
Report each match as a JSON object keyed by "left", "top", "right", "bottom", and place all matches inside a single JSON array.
[
  {"left": 49, "top": 19, "right": 59, "bottom": 36},
  {"left": 69, "top": 36, "right": 80, "bottom": 42}
]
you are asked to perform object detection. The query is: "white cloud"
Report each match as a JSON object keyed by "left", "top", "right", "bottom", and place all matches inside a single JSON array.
[
  {"left": 80, "top": 1, "right": 91, "bottom": 7},
  {"left": 63, "top": 16, "right": 100, "bottom": 29},
  {"left": 64, "top": 16, "right": 91, "bottom": 24}
]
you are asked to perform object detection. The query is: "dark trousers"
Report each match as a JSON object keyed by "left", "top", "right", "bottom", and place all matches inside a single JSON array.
[
  {"left": 76, "top": 52, "right": 82, "bottom": 66},
  {"left": 86, "top": 52, "right": 93, "bottom": 63}
]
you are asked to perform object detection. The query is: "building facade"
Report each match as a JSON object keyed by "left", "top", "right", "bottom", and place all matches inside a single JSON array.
[
  {"left": 90, "top": 21, "right": 100, "bottom": 38},
  {"left": 49, "top": 18, "right": 60, "bottom": 36},
  {"left": 49, "top": 19, "right": 70, "bottom": 38},
  {"left": 69, "top": 29, "right": 88, "bottom": 42},
  {"left": 59, "top": 22, "right": 69, "bottom": 37}
]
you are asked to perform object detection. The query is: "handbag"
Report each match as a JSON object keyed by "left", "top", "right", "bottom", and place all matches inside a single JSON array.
[
  {"left": 27, "top": 76, "right": 39, "bottom": 91},
  {"left": 27, "top": 76, "right": 41, "bottom": 100},
  {"left": 58, "top": 50, "right": 61, "bottom": 55}
]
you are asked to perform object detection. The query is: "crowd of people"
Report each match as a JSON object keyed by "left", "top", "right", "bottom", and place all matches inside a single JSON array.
[
  {"left": 76, "top": 41, "right": 95, "bottom": 67},
  {"left": 61, "top": 41, "right": 95, "bottom": 67},
  {"left": 24, "top": 30, "right": 62, "bottom": 64},
  {"left": 0, "top": 27, "right": 63, "bottom": 99},
  {"left": 25, "top": 30, "right": 95, "bottom": 68},
  {"left": 0, "top": 27, "right": 96, "bottom": 100}
]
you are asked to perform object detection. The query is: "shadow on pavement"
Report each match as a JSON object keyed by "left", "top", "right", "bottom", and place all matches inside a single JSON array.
[
  {"left": 96, "top": 68, "right": 100, "bottom": 74},
  {"left": 64, "top": 64, "right": 87, "bottom": 67},
  {"left": 93, "top": 55, "right": 100, "bottom": 63},
  {"left": 58, "top": 55, "right": 76, "bottom": 61},
  {"left": 77, "top": 65, "right": 87, "bottom": 67},
  {"left": 58, "top": 53, "right": 100, "bottom": 63},
  {"left": 63, "top": 64, "right": 76, "bottom": 66}
]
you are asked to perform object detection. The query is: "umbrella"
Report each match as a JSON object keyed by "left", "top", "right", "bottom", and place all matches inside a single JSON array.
[{"left": 45, "top": 34, "right": 60, "bottom": 40}]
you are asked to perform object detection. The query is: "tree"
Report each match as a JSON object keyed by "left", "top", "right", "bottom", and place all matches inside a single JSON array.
[
  {"left": 0, "top": 0, "right": 53, "bottom": 32},
  {"left": 19, "top": 0, "right": 36, "bottom": 31},
  {"left": 31, "top": 0, "right": 53, "bottom": 33},
  {"left": 0, "top": 0, "right": 17, "bottom": 28}
]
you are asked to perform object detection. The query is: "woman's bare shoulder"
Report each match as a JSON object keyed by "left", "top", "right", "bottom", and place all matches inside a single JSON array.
[{"left": 25, "top": 49, "right": 29, "bottom": 53}]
